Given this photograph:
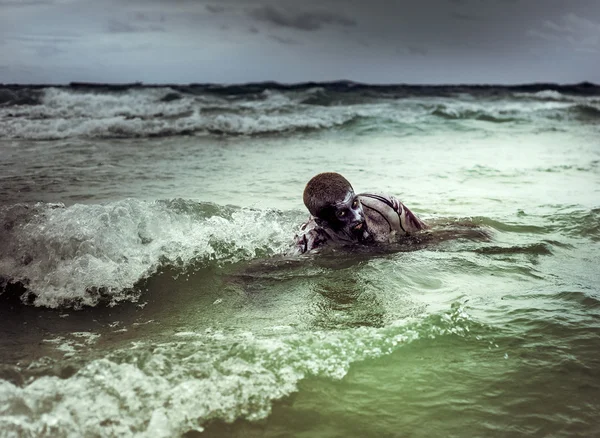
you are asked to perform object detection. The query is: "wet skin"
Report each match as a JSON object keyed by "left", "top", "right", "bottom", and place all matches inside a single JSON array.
[{"left": 317, "top": 190, "right": 370, "bottom": 241}]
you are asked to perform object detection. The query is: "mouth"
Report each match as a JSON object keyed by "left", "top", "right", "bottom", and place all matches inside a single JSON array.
[{"left": 352, "top": 222, "right": 365, "bottom": 232}]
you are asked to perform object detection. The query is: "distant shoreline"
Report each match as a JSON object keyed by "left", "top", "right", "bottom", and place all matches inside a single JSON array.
[
  {"left": 1, "top": 80, "right": 599, "bottom": 95},
  {"left": 0, "top": 80, "right": 598, "bottom": 89}
]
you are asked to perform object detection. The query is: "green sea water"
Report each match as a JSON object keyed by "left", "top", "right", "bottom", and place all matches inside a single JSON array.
[{"left": 0, "top": 85, "right": 599, "bottom": 437}]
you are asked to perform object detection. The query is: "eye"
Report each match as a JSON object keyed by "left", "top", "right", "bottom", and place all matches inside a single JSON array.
[
  {"left": 337, "top": 210, "right": 346, "bottom": 217},
  {"left": 352, "top": 200, "right": 359, "bottom": 209}
]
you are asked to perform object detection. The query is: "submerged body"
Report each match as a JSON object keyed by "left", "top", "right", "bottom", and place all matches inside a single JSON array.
[{"left": 292, "top": 192, "right": 428, "bottom": 255}]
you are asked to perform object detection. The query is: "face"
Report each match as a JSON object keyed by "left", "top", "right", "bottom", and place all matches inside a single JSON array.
[{"left": 319, "top": 190, "right": 369, "bottom": 240}]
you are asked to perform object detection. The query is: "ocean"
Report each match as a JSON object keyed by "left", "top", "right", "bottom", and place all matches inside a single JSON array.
[{"left": 0, "top": 81, "right": 599, "bottom": 437}]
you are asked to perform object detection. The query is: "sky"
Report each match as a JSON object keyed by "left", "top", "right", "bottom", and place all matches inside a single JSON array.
[{"left": 1, "top": 0, "right": 599, "bottom": 84}]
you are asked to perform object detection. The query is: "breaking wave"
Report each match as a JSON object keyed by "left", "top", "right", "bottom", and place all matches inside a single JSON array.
[
  {"left": 0, "top": 303, "right": 483, "bottom": 437},
  {"left": 1, "top": 83, "right": 599, "bottom": 139},
  {"left": 0, "top": 87, "right": 361, "bottom": 140},
  {"left": 569, "top": 104, "right": 600, "bottom": 121},
  {"left": 0, "top": 199, "right": 299, "bottom": 308},
  {"left": 430, "top": 105, "right": 520, "bottom": 123}
]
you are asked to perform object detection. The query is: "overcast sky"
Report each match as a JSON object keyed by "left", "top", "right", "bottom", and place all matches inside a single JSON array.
[{"left": 1, "top": 0, "right": 599, "bottom": 84}]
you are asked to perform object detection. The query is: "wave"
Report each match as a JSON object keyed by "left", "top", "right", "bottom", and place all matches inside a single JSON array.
[
  {"left": 0, "top": 87, "right": 44, "bottom": 106},
  {"left": 0, "top": 302, "right": 483, "bottom": 437},
  {"left": 462, "top": 210, "right": 600, "bottom": 243},
  {"left": 530, "top": 90, "right": 567, "bottom": 101},
  {"left": 0, "top": 83, "right": 599, "bottom": 139},
  {"left": 569, "top": 104, "right": 600, "bottom": 121},
  {"left": 0, "top": 87, "right": 366, "bottom": 140},
  {"left": 0, "top": 200, "right": 298, "bottom": 308},
  {"left": 430, "top": 105, "right": 520, "bottom": 123},
  {"left": 545, "top": 208, "right": 600, "bottom": 242},
  {"left": 513, "top": 88, "right": 600, "bottom": 104},
  {"left": 0, "top": 112, "right": 362, "bottom": 140},
  {"left": 475, "top": 242, "right": 554, "bottom": 256},
  {"left": 3, "top": 81, "right": 598, "bottom": 101}
]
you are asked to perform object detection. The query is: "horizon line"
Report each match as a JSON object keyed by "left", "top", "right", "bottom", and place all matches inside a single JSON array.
[{"left": 1, "top": 80, "right": 598, "bottom": 88}]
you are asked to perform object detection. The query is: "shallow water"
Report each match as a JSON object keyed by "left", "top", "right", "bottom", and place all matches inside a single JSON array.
[{"left": 0, "top": 83, "right": 599, "bottom": 437}]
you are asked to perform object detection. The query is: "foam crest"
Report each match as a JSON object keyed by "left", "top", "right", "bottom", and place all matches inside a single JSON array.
[
  {"left": 0, "top": 87, "right": 358, "bottom": 139},
  {"left": 1, "top": 86, "right": 597, "bottom": 140},
  {"left": 512, "top": 90, "right": 569, "bottom": 102},
  {"left": 0, "top": 200, "right": 295, "bottom": 308},
  {"left": 429, "top": 99, "right": 572, "bottom": 123},
  {"left": 0, "top": 304, "right": 479, "bottom": 437}
]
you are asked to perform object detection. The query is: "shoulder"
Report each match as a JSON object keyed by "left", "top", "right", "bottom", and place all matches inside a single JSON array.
[
  {"left": 358, "top": 193, "right": 400, "bottom": 210},
  {"left": 358, "top": 193, "right": 403, "bottom": 235},
  {"left": 359, "top": 192, "right": 428, "bottom": 233}
]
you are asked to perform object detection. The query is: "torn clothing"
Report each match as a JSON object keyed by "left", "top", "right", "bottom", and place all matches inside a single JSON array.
[{"left": 291, "top": 193, "right": 428, "bottom": 255}]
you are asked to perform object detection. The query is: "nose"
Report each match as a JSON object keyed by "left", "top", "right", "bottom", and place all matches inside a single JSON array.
[{"left": 350, "top": 208, "right": 364, "bottom": 224}]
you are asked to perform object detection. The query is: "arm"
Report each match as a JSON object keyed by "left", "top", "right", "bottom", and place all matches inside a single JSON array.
[
  {"left": 289, "top": 217, "right": 331, "bottom": 255},
  {"left": 387, "top": 195, "right": 429, "bottom": 233}
]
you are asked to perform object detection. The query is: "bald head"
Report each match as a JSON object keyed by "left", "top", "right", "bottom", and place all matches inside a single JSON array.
[{"left": 303, "top": 172, "right": 354, "bottom": 218}]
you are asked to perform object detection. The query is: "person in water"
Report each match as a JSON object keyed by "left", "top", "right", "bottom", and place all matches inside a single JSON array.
[{"left": 291, "top": 172, "right": 428, "bottom": 255}]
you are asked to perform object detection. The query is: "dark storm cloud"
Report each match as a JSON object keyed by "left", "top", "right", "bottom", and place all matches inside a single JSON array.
[
  {"left": 2, "top": 0, "right": 600, "bottom": 84},
  {"left": 448, "top": 0, "right": 519, "bottom": 3},
  {"left": 107, "top": 19, "right": 142, "bottom": 33},
  {"left": 406, "top": 46, "right": 429, "bottom": 56},
  {"left": 6, "top": 34, "right": 78, "bottom": 43},
  {"left": 205, "top": 4, "right": 225, "bottom": 14},
  {"left": 529, "top": 13, "right": 600, "bottom": 53},
  {"left": 107, "top": 12, "right": 166, "bottom": 34},
  {"left": 35, "top": 45, "right": 64, "bottom": 57},
  {"left": 107, "top": 19, "right": 165, "bottom": 33},
  {"left": 0, "top": 0, "right": 51, "bottom": 4},
  {"left": 451, "top": 12, "right": 480, "bottom": 21},
  {"left": 269, "top": 34, "right": 300, "bottom": 45},
  {"left": 250, "top": 4, "right": 356, "bottom": 31}
]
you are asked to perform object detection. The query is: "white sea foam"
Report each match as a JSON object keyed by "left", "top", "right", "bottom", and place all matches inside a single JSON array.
[
  {"left": 0, "top": 200, "right": 295, "bottom": 308},
  {"left": 42, "top": 332, "right": 101, "bottom": 357},
  {"left": 0, "top": 87, "right": 358, "bottom": 139},
  {"left": 511, "top": 89, "right": 570, "bottom": 102},
  {"left": 532, "top": 90, "right": 566, "bottom": 101},
  {"left": 0, "top": 303, "right": 478, "bottom": 437},
  {"left": 514, "top": 89, "right": 600, "bottom": 105},
  {"left": 431, "top": 99, "right": 572, "bottom": 119},
  {"left": 0, "top": 328, "right": 408, "bottom": 437},
  {"left": 1, "top": 87, "right": 592, "bottom": 140}
]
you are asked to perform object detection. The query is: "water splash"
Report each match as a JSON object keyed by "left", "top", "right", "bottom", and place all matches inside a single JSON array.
[{"left": 0, "top": 200, "right": 297, "bottom": 308}]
